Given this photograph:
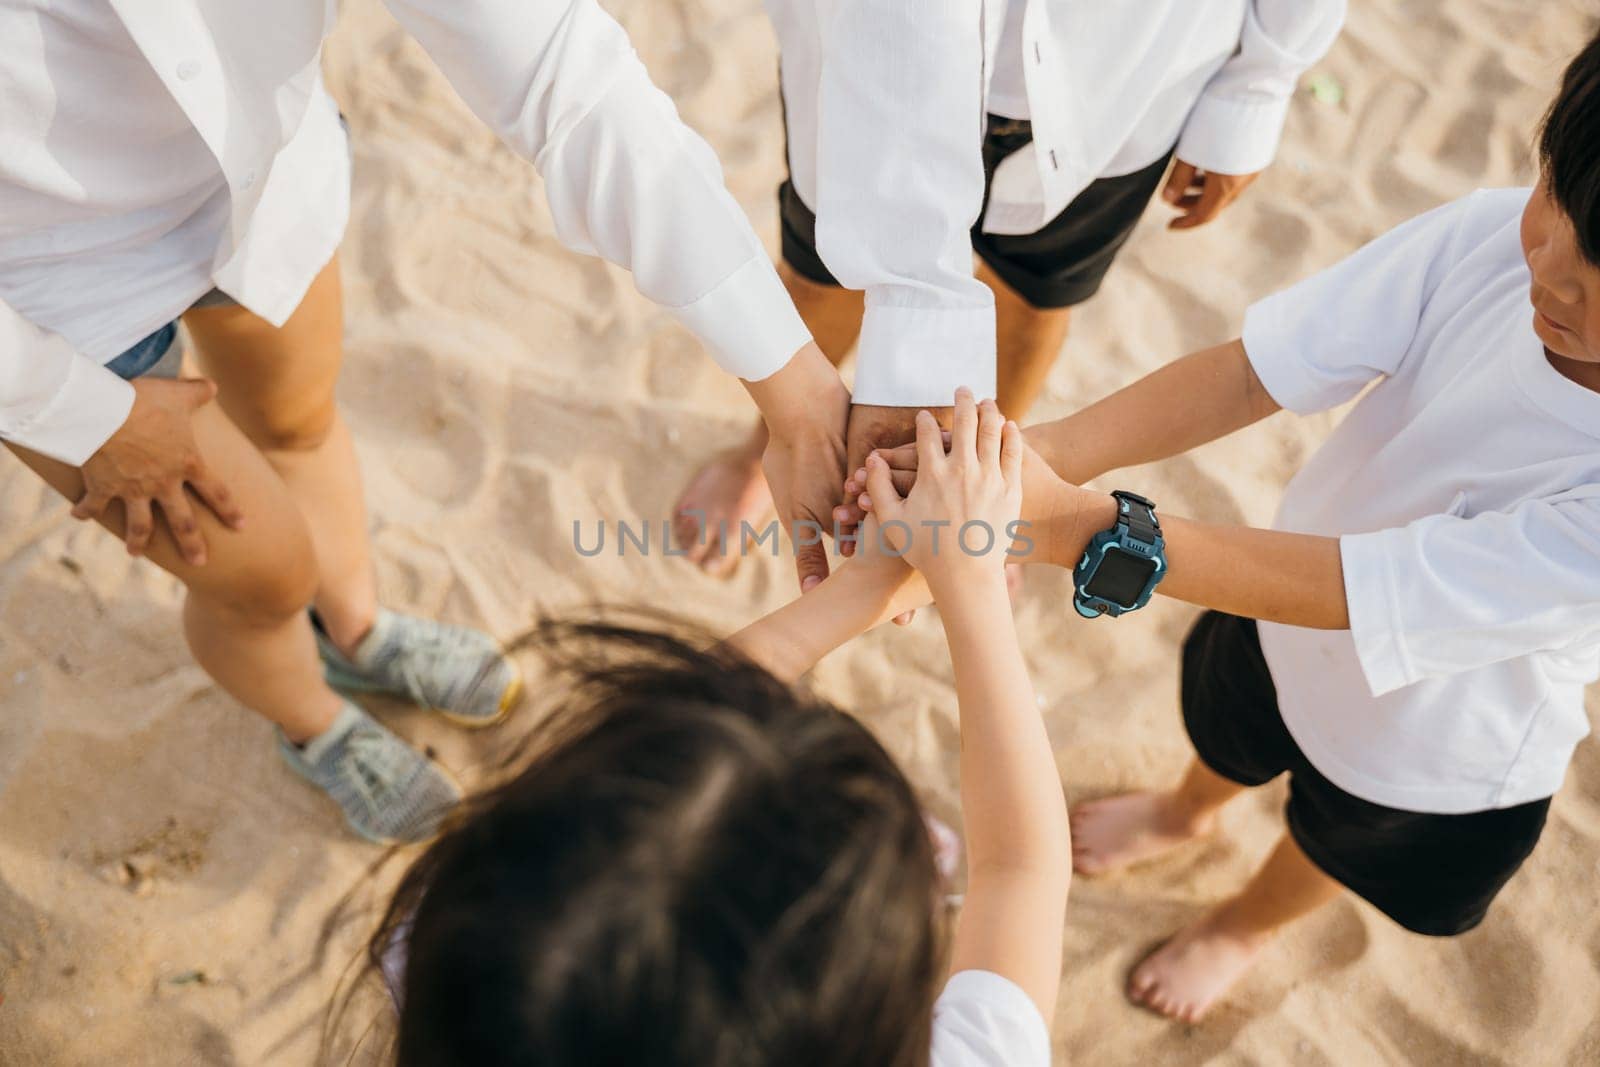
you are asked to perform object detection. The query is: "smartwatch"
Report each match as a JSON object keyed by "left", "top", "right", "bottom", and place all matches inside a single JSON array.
[{"left": 1073, "top": 491, "right": 1167, "bottom": 619}]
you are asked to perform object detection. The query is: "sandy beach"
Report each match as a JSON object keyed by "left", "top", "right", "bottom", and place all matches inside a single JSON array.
[{"left": 3, "top": 0, "right": 1599, "bottom": 1062}]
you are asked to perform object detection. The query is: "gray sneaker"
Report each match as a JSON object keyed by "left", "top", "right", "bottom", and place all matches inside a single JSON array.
[
  {"left": 313, "top": 609, "right": 521, "bottom": 728},
  {"left": 278, "top": 702, "right": 463, "bottom": 844}
]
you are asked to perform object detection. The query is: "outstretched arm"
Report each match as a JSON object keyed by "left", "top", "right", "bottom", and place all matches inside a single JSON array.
[
  {"left": 725, "top": 556, "right": 927, "bottom": 684},
  {"left": 386, "top": 0, "right": 809, "bottom": 382},
  {"left": 1033, "top": 486, "right": 1348, "bottom": 630},
  {"left": 1026, "top": 339, "right": 1281, "bottom": 485},
  {"left": 865, "top": 393, "right": 1069, "bottom": 1022}
]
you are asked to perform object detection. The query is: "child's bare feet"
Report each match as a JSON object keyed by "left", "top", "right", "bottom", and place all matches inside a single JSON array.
[
  {"left": 1070, "top": 791, "right": 1214, "bottom": 876},
  {"left": 673, "top": 440, "right": 772, "bottom": 576},
  {"left": 1126, "top": 904, "right": 1272, "bottom": 1022}
]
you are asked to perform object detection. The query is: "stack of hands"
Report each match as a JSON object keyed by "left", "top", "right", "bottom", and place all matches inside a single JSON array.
[{"left": 848, "top": 389, "right": 1028, "bottom": 611}]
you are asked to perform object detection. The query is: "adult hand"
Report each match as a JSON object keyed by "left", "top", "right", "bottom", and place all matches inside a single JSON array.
[
  {"left": 861, "top": 390, "right": 1022, "bottom": 587},
  {"left": 1162, "top": 160, "right": 1259, "bottom": 230},
  {"left": 744, "top": 342, "right": 852, "bottom": 592},
  {"left": 836, "top": 403, "right": 953, "bottom": 554},
  {"left": 73, "top": 377, "right": 243, "bottom": 565},
  {"left": 857, "top": 428, "right": 1068, "bottom": 565}
]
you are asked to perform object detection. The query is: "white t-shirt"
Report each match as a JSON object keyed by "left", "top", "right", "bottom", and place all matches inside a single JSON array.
[
  {"left": 931, "top": 970, "right": 1051, "bottom": 1066},
  {"left": 1243, "top": 187, "right": 1600, "bottom": 815}
]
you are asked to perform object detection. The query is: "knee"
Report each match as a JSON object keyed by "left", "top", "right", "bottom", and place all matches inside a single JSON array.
[
  {"left": 251, "top": 401, "right": 337, "bottom": 453},
  {"left": 203, "top": 520, "right": 321, "bottom": 623}
]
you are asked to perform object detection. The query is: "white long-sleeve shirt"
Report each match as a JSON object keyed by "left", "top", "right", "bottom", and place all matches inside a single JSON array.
[
  {"left": 768, "top": 0, "right": 1346, "bottom": 408},
  {"left": 0, "top": 0, "right": 810, "bottom": 466}
]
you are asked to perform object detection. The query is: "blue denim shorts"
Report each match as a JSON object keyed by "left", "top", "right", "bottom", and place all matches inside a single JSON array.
[{"left": 103, "top": 288, "right": 238, "bottom": 381}]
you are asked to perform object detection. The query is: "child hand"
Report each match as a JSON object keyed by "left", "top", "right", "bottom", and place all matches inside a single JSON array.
[
  {"left": 860, "top": 389, "right": 1022, "bottom": 590},
  {"left": 853, "top": 510, "right": 934, "bottom": 620},
  {"left": 859, "top": 429, "right": 1069, "bottom": 564}
]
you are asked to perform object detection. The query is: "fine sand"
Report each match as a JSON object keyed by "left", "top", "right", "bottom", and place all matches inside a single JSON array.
[{"left": 3, "top": 1, "right": 1600, "bottom": 1063}]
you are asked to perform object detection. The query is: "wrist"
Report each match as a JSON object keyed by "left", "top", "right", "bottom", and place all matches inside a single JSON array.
[
  {"left": 1039, "top": 486, "right": 1119, "bottom": 569},
  {"left": 745, "top": 341, "right": 848, "bottom": 439},
  {"left": 925, "top": 564, "right": 1010, "bottom": 608},
  {"left": 1024, "top": 418, "right": 1111, "bottom": 487}
]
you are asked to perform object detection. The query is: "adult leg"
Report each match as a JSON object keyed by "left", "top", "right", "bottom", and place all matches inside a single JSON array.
[
  {"left": 8, "top": 408, "right": 339, "bottom": 742},
  {"left": 1127, "top": 831, "right": 1343, "bottom": 1022},
  {"left": 182, "top": 257, "right": 378, "bottom": 655},
  {"left": 674, "top": 261, "right": 865, "bottom": 574},
  {"left": 1071, "top": 757, "right": 1249, "bottom": 876}
]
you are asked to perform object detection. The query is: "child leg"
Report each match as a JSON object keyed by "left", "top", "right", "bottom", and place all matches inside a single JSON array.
[
  {"left": 9, "top": 403, "right": 341, "bottom": 741},
  {"left": 12, "top": 406, "right": 463, "bottom": 841},
  {"left": 182, "top": 256, "right": 378, "bottom": 655},
  {"left": 1071, "top": 757, "right": 1249, "bottom": 875},
  {"left": 185, "top": 258, "right": 520, "bottom": 725},
  {"left": 1127, "top": 830, "right": 1342, "bottom": 1022}
]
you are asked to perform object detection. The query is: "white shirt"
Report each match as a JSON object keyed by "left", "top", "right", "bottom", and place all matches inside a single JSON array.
[
  {"left": 766, "top": 0, "right": 1346, "bottom": 408},
  {"left": 931, "top": 970, "right": 1050, "bottom": 1066},
  {"left": 0, "top": 0, "right": 810, "bottom": 467},
  {"left": 1245, "top": 188, "right": 1600, "bottom": 814},
  {"left": 0, "top": 1, "right": 233, "bottom": 364}
]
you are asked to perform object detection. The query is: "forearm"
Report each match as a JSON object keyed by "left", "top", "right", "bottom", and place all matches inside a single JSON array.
[
  {"left": 936, "top": 577, "right": 1069, "bottom": 878},
  {"left": 938, "top": 573, "right": 1069, "bottom": 1018},
  {"left": 1, "top": 300, "right": 133, "bottom": 466},
  {"left": 1026, "top": 339, "right": 1278, "bottom": 484},
  {"left": 742, "top": 341, "right": 848, "bottom": 435},
  {"left": 815, "top": 0, "right": 995, "bottom": 408},
  {"left": 1039, "top": 488, "right": 1349, "bottom": 630},
  {"left": 725, "top": 562, "right": 918, "bottom": 682},
  {"left": 1160, "top": 515, "right": 1348, "bottom": 629}
]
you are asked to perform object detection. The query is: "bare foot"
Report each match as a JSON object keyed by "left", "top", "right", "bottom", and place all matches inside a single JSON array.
[
  {"left": 1070, "top": 791, "right": 1212, "bottom": 876},
  {"left": 1126, "top": 906, "right": 1271, "bottom": 1022},
  {"left": 673, "top": 441, "right": 773, "bottom": 576}
]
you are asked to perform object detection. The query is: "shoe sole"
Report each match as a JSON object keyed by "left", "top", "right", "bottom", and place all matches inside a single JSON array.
[{"left": 435, "top": 666, "right": 522, "bottom": 730}]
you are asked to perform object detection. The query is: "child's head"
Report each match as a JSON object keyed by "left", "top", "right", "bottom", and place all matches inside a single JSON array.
[
  {"left": 1524, "top": 26, "right": 1600, "bottom": 363},
  {"left": 371, "top": 621, "right": 944, "bottom": 1067}
]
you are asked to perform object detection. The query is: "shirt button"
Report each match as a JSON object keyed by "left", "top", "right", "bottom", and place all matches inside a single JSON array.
[{"left": 176, "top": 60, "right": 201, "bottom": 81}]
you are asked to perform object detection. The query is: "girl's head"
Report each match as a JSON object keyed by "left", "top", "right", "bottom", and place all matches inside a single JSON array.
[{"left": 370, "top": 621, "right": 943, "bottom": 1067}]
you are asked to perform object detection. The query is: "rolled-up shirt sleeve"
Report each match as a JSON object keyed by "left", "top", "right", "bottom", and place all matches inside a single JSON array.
[
  {"left": 1241, "top": 195, "right": 1470, "bottom": 414},
  {"left": 384, "top": 0, "right": 810, "bottom": 382},
  {"left": 1341, "top": 493, "right": 1600, "bottom": 697},
  {"left": 1177, "top": 0, "right": 1347, "bottom": 176},
  {"left": 0, "top": 299, "right": 134, "bottom": 466},
  {"left": 812, "top": 0, "right": 995, "bottom": 408}
]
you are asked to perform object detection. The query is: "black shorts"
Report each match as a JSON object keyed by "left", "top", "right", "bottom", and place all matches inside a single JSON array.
[
  {"left": 779, "top": 115, "right": 1173, "bottom": 309},
  {"left": 1182, "top": 611, "right": 1551, "bottom": 937}
]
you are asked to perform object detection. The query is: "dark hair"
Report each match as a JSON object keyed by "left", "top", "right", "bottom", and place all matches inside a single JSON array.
[
  {"left": 365, "top": 619, "right": 944, "bottom": 1067},
  {"left": 1541, "top": 24, "right": 1600, "bottom": 265}
]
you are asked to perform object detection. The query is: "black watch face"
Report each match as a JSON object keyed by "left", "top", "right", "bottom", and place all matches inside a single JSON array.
[{"left": 1084, "top": 547, "right": 1158, "bottom": 607}]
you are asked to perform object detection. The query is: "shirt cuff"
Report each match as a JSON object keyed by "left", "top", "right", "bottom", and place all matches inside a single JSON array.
[
  {"left": 1339, "top": 529, "right": 1417, "bottom": 697},
  {"left": 1176, "top": 92, "right": 1293, "bottom": 177},
  {"left": 6, "top": 347, "right": 135, "bottom": 467},
  {"left": 851, "top": 301, "right": 996, "bottom": 407},
  {"left": 667, "top": 256, "right": 813, "bottom": 382}
]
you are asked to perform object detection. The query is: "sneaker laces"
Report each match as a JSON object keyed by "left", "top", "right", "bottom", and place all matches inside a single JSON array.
[
  {"left": 339, "top": 723, "right": 419, "bottom": 816},
  {"left": 379, "top": 618, "right": 489, "bottom": 709}
]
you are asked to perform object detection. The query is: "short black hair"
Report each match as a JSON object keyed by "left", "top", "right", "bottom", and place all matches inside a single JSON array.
[
  {"left": 1541, "top": 25, "right": 1600, "bottom": 265},
  {"left": 366, "top": 619, "right": 944, "bottom": 1067}
]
